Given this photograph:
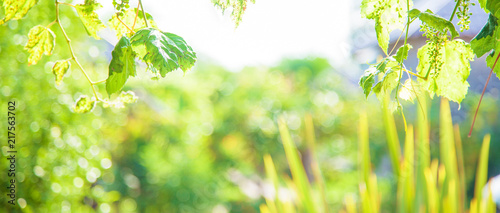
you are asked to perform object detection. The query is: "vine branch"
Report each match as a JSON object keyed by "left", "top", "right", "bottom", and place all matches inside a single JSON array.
[
  {"left": 139, "top": 0, "right": 149, "bottom": 28},
  {"left": 132, "top": 1, "right": 141, "bottom": 30},
  {"left": 55, "top": 0, "right": 101, "bottom": 101},
  {"left": 92, "top": 79, "right": 107, "bottom": 85},
  {"left": 393, "top": 0, "right": 411, "bottom": 131},
  {"left": 449, "top": 0, "right": 461, "bottom": 22},
  {"left": 469, "top": 52, "right": 500, "bottom": 137},
  {"left": 116, "top": 15, "right": 135, "bottom": 34}
]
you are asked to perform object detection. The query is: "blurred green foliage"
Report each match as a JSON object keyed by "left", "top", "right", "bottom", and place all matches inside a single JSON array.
[{"left": 1, "top": 1, "right": 500, "bottom": 213}]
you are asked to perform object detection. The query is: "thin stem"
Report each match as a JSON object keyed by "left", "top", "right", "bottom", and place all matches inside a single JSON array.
[
  {"left": 55, "top": 1, "right": 101, "bottom": 101},
  {"left": 92, "top": 79, "right": 107, "bottom": 85},
  {"left": 116, "top": 15, "right": 135, "bottom": 33},
  {"left": 132, "top": 1, "right": 141, "bottom": 30},
  {"left": 138, "top": 0, "right": 149, "bottom": 28},
  {"left": 394, "top": 0, "right": 411, "bottom": 121},
  {"left": 59, "top": 2, "right": 75, "bottom": 7},
  {"left": 47, "top": 20, "right": 57, "bottom": 28},
  {"left": 449, "top": 0, "right": 461, "bottom": 22},
  {"left": 468, "top": 52, "right": 500, "bottom": 137},
  {"left": 388, "top": 27, "right": 405, "bottom": 56},
  {"left": 407, "top": 70, "right": 426, "bottom": 79}
]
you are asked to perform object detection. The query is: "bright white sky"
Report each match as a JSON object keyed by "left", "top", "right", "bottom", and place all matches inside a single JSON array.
[{"left": 100, "top": 0, "right": 354, "bottom": 71}]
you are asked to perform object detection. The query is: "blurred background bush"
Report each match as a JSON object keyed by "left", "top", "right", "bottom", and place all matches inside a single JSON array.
[{"left": 1, "top": 0, "right": 499, "bottom": 212}]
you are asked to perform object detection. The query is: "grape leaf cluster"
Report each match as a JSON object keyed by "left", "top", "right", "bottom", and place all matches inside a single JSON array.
[
  {"left": 212, "top": 0, "right": 256, "bottom": 27},
  {"left": 359, "top": 0, "right": 477, "bottom": 108},
  {"left": 1, "top": 0, "right": 198, "bottom": 114}
]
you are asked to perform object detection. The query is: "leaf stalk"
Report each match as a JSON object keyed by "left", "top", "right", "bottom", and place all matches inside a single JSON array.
[
  {"left": 55, "top": 0, "right": 101, "bottom": 102},
  {"left": 138, "top": 0, "right": 149, "bottom": 28}
]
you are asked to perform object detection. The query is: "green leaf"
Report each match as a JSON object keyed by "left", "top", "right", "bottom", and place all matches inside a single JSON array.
[
  {"left": 103, "top": 91, "right": 138, "bottom": 108},
  {"left": 130, "top": 28, "right": 196, "bottom": 77},
  {"left": 398, "top": 79, "right": 420, "bottom": 103},
  {"left": 371, "top": 59, "right": 401, "bottom": 102},
  {"left": 486, "top": 0, "right": 500, "bottom": 18},
  {"left": 417, "top": 40, "right": 474, "bottom": 103},
  {"left": 0, "top": 0, "right": 37, "bottom": 24},
  {"left": 485, "top": 50, "right": 500, "bottom": 77},
  {"left": 372, "top": 66, "right": 399, "bottom": 101},
  {"left": 75, "top": 1, "right": 106, "bottom": 39},
  {"left": 106, "top": 36, "right": 136, "bottom": 96},
  {"left": 359, "top": 66, "right": 377, "bottom": 98},
  {"left": 478, "top": 0, "right": 487, "bottom": 12},
  {"left": 24, "top": 25, "right": 55, "bottom": 65},
  {"left": 108, "top": 8, "right": 157, "bottom": 38},
  {"left": 471, "top": 14, "right": 498, "bottom": 57},
  {"left": 118, "top": 91, "right": 138, "bottom": 104},
  {"left": 476, "top": 1, "right": 500, "bottom": 30},
  {"left": 394, "top": 44, "right": 412, "bottom": 62},
  {"left": 52, "top": 59, "right": 71, "bottom": 86},
  {"left": 73, "top": 95, "right": 95, "bottom": 113},
  {"left": 361, "top": 0, "right": 410, "bottom": 54},
  {"left": 409, "top": 9, "right": 459, "bottom": 38},
  {"left": 359, "top": 58, "right": 401, "bottom": 101},
  {"left": 212, "top": 0, "right": 255, "bottom": 27}
]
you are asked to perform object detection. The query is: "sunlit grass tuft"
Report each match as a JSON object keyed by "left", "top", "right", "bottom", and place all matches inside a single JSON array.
[
  {"left": 345, "top": 98, "right": 495, "bottom": 213},
  {"left": 261, "top": 97, "right": 496, "bottom": 213}
]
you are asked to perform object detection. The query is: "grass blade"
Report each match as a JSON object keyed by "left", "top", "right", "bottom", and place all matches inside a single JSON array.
[
  {"left": 474, "top": 134, "right": 491, "bottom": 213},
  {"left": 382, "top": 97, "right": 402, "bottom": 177},
  {"left": 359, "top": 112, "right": 371, "bottom": 187},
  {"left": 344, "top": 194, "right": 357, "bottom": 213},
  {"left": 424, "top": 168, "right": 438, "bottom": 213},
  {"left": 453, "top": 124, "right": 466, "bottom": 213},
  {"left": 278, "top": 118, "right": 316, "bottom": 213},
  {"left": 304, "top": 114, "right": 329, "bottom": 212},
  {"left": 415, "top": 92, "right": 430, "bottom": 212},
  {"left": 439, "top": 98, "right": 459, "bottom": 210},
  {"left": 264, "top": 154, "right": 283, "bottom": 213},
  {"left": 402, "top": 125, "right": 415, "bottom": 212}
]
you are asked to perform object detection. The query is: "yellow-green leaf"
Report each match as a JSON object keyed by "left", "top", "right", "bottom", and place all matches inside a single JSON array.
[
  {"left": 470, "top": 14, "right": 498, "bottom": 58},
  {"left": 24, "top": 25, "right": 55, "bottom": 65},
  {"left": 398, "top": 79, "right": 421, "bottom": 103},
  {"left": 75, "top": 2, "right": 106, "bottom": 39},
  {"left": 394, "top": 44, "right": 412, "bottom": 62},
  {"left": 118, "top": 91, "right": 137, "bottom": 104},
  {"left": 0, "top": 0, "right": 37, "bottom": 24},
  {"left": 359, "top": 58, "right": 401, "bottom": 101},
  {"left": 73, "top": 95, "right": 95, "bottom": 113},
  {"left": 108, "top": 8, "right": 157, "bottom": 39},
  {"left": 102, "top": 91, "right": 138, "bottom": 108},
  {"left": 417, "top": 40, "right": 474, "bottom": 103},
  {"left": 486, "top": 50, "right": 500, "bottom": 78},
  {"left": 361, "top": 0, "right": 411, "bottom": 54},
  {"left": 212, "top": 0, "right": 255, "bottom": 27},
  {"left": 52, "top": 59, "right": 71, "bottom": 86}
]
